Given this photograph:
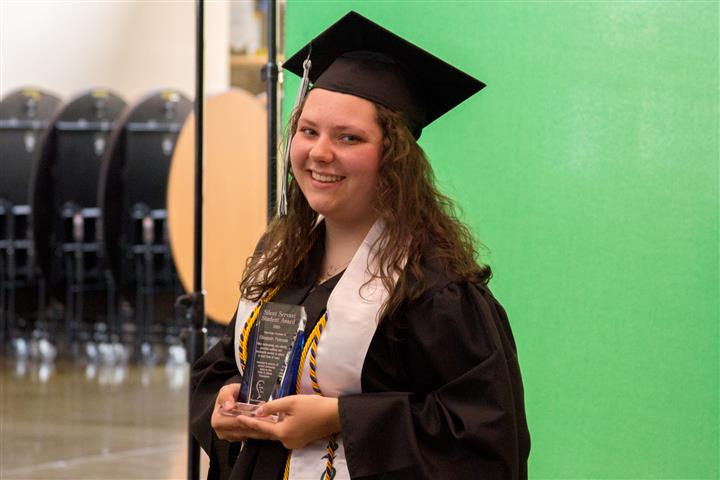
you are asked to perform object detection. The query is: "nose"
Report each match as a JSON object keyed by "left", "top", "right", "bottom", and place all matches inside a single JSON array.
[{"left": 308, "top": 135, "right": 333, "bottom": 163}]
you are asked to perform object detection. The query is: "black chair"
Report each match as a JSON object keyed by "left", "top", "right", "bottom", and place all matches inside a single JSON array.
[
  {"left": 30, "top": 88, "right": 126, "bottom": 351},
  {"left": 0, "top": 88, "right": 61, "bottom": 348},
  {"left": 98, "top": 88, "right": 192, "bottom": 358}
]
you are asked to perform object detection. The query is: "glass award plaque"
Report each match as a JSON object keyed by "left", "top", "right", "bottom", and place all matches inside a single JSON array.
[{"left": 220, "top": 302, "right": 306, "bottom": 422}]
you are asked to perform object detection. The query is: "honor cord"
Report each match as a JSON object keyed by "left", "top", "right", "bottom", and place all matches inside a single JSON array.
[{"left": 285, "top": 311, "right": 337, "bottom": 480}]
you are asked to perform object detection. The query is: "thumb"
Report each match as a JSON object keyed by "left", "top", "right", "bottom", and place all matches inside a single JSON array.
[
  {"left": 256, "top": 396, "right": 295, "bottom": 417},
  {"left": 216, "top": 383, "right": 240, "bottom": 405}
]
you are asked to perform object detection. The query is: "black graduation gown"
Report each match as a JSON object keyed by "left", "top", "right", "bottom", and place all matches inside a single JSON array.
[{"left": 189, "top": 256, "right": 530, "bottom": 480}]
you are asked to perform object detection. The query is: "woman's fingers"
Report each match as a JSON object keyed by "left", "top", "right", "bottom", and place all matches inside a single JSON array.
[
  {"left": 211, "top": 383, "right": 255, "bottom": 442},
  {"left": 215, "top": 383, "right": 240, "bottom": 406},
  {"left": 212, "top": 409, "right": 275, "bottom": 442},
  {"left": 255, "top": 396, "right": 295, "bottom": 417},
  {"left": 241, "top": 415, "right": 281, "bottom": 436}
]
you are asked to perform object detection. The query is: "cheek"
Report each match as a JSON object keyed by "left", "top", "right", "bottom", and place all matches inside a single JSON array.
[
  {"left": 289, "top": 136, "right": 305, "bottom": 174},
  {"left": 366, "top": 149, "right": 382, "bottom": 179},
  {"left": 357, "top": 151, "right": 382, "bottom": 192}
]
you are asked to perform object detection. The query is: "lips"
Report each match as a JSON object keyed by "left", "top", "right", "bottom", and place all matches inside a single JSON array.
[{"left": 310, "top": 170, "right": 345, "bottom": 183}]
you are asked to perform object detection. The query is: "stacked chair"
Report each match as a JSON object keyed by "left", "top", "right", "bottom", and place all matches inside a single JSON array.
[
  {"left": 1, "top": 86, "right": 191, "bottom": 363},
  {"left": 0, "top": 88, "right": 61, "bottom": 353},
  {"left": 99, "top": 89, "right": 192, "bottom": 360},
  {"left": 30, "top": 88, "right": 127, "bottom": 358}
]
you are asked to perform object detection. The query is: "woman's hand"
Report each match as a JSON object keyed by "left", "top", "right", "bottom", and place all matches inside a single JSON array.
[
  {"left": 241, "top": 395, "right": 341, "bottom": 449},
  {"left": 210, "top": 383, "right": 264, "bottom": 442}
]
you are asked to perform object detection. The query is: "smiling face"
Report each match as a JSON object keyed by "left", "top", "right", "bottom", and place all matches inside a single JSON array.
[{"left": 290, "top": 88, "right": 384, "bottom": 227}]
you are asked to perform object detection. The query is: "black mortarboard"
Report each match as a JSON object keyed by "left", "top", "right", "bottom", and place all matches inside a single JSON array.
[{"left": 283, "top": 10, "right": 485, "bottom": 138}]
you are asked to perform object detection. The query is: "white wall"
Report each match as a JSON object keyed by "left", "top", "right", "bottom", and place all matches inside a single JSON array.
[{"left": 0, "top": 0, "right": 230, "bottom": 102}]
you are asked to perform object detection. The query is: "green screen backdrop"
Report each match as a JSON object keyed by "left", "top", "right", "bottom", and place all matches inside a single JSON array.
[{"left": 284, "top": 2, "right": 719, "bottom": 478}]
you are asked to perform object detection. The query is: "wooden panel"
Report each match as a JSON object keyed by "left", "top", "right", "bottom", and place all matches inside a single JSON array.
[{"left": 167, "top": 89, "right": 267, "bottom": 324}]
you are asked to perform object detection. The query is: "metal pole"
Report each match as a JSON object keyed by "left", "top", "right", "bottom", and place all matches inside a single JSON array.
[
  {"left": 264, "top": 0, "right": 279, "bottom": 223},
  {"left": 186, "top": 0, "right": 207, "bottom": 479}
]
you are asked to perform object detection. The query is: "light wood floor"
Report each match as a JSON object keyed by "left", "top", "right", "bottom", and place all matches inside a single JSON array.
[{"left": 1, "top": 356, "right": 209, "bottom": 479}]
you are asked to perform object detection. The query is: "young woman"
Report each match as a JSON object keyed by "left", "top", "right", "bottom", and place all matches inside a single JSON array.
[{"left": 190, "top": 11, "right": 530, "bottom": 480}]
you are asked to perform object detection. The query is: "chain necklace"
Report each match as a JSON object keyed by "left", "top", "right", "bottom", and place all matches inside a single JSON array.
[{"left": 317, "top": 259, "right": 351, "bottom": 284}]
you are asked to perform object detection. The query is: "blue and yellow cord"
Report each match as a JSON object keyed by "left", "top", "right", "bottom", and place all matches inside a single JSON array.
[{"left": 284, "top": 312, "right": 337, "bottom": 480}]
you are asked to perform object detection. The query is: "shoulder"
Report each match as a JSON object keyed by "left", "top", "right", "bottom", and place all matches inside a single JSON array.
[
  {"left": 381, "top": 258, "right": 515, "bottom": 387},
  {"left": 411, "top": 255, "right": 496, "bottom": 309},
  {"left": 401, "top": 255, "right": 512, "bottom": 344}
]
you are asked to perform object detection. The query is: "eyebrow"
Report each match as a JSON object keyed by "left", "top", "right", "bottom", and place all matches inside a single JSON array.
[{"left": 297, "top": 117, "right": 370, "bottom": 135}]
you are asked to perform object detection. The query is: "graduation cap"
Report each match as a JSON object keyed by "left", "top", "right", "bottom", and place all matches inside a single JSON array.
[
  {"left": 283, "top": 10, "right": 485, "bottom": 138},
  {"left": 278, "top": 10, "right": 485, "bottom": 215}
]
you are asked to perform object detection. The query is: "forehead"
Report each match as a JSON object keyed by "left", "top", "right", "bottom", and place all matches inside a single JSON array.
[{"left": 300, "top": 88, "right": 379, "bottom": 128}]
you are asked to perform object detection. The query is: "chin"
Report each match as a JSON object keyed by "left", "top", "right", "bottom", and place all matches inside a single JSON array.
[{"left": 305, "top": 200, "right": 334, "bottom": 217}]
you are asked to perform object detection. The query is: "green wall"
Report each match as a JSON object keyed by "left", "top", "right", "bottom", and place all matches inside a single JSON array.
[{"left": 284, "top": 2, "right": 719, "bottom": 478}]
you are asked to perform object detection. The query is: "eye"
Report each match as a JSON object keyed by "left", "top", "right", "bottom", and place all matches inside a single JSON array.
[
  {"left": 299, "top": 127, "right": 317, "bottom": 136},
  {"left": 340, "top": 134, "right": 360, "bottom": 143}
]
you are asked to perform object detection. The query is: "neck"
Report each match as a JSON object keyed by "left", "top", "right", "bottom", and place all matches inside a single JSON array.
[{"left": 321, "top": 216, "right": 377, "bottom": 279}]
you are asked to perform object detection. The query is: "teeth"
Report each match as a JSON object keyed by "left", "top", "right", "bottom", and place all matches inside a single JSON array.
[{"left": 311, "top": 171, "right": 344, "bottom": 183}]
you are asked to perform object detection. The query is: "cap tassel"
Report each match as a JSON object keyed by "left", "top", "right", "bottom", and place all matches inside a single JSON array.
[{"left": 278, "top": 55, "right": 312, "bottom": 216}]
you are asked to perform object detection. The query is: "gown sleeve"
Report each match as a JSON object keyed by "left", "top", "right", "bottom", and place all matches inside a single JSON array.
[
  {"left": 189, "top": 313, "right": 243, "bottom": 478},
  {"left": 337, "top": 280, "right": 530, "bottom": 479}
]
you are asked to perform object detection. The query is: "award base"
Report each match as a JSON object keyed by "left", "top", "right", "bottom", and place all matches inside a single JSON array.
[{"left": 219, "top": 402, "right": 282, "bottom": 423}]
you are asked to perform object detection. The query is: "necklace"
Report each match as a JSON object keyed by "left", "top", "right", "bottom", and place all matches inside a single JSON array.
[{"left": 318, "top": 259, "right": 351, "bottom": 283}]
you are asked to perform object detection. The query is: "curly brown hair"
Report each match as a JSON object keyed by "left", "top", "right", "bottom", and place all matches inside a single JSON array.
[{"left": 239, "top": 95, "right": 491, "bottom": 316}]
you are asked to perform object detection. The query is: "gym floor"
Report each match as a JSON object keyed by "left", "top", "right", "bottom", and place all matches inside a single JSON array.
[{"left": 0, "top": 356, "right": 209, "bottom": 479}]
